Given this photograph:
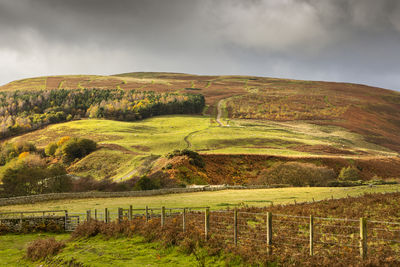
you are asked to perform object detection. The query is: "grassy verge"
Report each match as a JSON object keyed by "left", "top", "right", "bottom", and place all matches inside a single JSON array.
[
  {"left": 0, "top": 233, "right": 69, "bottom": 267},
  {"left": 1, "top": 184, "right": 400, "bottom": 213},
  {"left": 0, "top": 233, "right": 229, "bottom": 267},
  {"left": 49, "top": 235, "right": 227, "bottom": 267}
]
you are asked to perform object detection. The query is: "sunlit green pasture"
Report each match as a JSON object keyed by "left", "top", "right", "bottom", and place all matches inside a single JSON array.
[
  {"left": 6, "top": 115, "right": 395, "bottom": 180},
  {"left": 1, "top": 185, "right": 399, "bottom": 214}
]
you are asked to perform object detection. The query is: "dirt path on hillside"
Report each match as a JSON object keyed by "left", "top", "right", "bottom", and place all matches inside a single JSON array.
[
  {"left": 184, "top": 129, "right": 204, "bottom": 149},
  {"left": 117, "top": 155, "right": 160, "bottom": 181},
  {"left": 216, "top": 99, "right": 224, "bottom": 126},
  {"left": 184, "top": 134, "right": 192, "bottom": 148}
]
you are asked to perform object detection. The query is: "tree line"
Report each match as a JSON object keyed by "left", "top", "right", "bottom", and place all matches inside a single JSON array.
[
  {"left": 0, "top": 137, "right": 97, "bottom": 197},
  {"left": 0, "top": 88, "right": 205, "bottom": 139}
]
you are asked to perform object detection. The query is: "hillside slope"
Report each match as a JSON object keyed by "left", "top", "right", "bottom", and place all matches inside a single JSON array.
[
  {"left": 5, "top": 116, "right": 399, "bottom": 182},
  {"left": 1, "top": 72, "right": 399, "bottom": 184},
  {"left": 2, "top": 72, "right": 399, "bottom": 153}
]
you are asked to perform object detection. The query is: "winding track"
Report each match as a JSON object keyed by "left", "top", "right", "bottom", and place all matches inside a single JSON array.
[{"left": 216, "top": 99, "right": 224, "bottom": 126}]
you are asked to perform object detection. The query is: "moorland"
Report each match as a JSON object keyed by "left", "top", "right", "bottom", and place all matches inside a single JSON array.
[
  {"left": 1, "top": 72, "right": 399, "bottom": 191},
  {"left": 1, "top": 72, "right": 400, "bottom": 266}
]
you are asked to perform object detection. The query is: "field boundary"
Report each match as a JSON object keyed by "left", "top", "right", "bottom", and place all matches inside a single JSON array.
[
  {"left": 0, "top": 185, "right": 288, "bottom": 207},
  {"left": 2, "top": 205, "right": 400, "bottom": 262}
]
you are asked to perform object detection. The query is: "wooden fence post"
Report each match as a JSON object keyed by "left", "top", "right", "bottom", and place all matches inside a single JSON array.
[
  {"left": 129, "top": 205, "right": 133, "bottom": 221},
  {"left": 145, "top": 206, "right": 149, "bottom": 222},
  {"left": 310, "top": 215, "right": 314, "bottom": 256},
  {"left": 105, "top": 208, "right": 109, "bottom": 223},
  {"left": 161, "top": 206, "right": 165, "bottom": 227},
  {"left": 118, "top": 208, "right": 123, "bottom": 223},
  {"left": 19, "top": 212, "right": 23, "bottom": 231},
  {"left": 205, "top": 208, "right": 210, "bottom": 241},
  {"left": 267, "top": 212, "right": 272, "bottom": 255},
  {"left": 234, "top": 208, "right": 238, "bottom": 246},
  {"left": 86, "top": 210, "right": 91, "bottom": 222},
  {"left": 360, "top": 218, "right": 367, "bottom": 259},
  {"left": 183, "top": 208, "right": 186, "bottom": 233},
  {"left": 64, "top": 210, "right": 68, "bottom": 231},
  {"left": 94, "top": 209, "right": 97, "bottom": 220}
]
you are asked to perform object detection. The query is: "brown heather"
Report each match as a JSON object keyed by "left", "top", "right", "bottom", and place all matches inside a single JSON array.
[
  {"left": 26, "top": 237, "right": 65, "bottom": 261},
  {"left": 70, "top": 192, "right": 400, "bottom": 266}
]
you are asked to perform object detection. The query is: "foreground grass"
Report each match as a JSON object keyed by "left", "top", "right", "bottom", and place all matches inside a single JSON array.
[
  {"left": 0, "top": 233, "right": 70, "bottom": 267},
  {"left": 1, "top": 185, "right": 400, "bottom": 213},
  {"left": 0, "top": 233, "right": 227, "bottom": 267},
  {"left": 50, "top": 235, "right": 227, "bottom": 267},
  {"left": 6, "top": 115, "right": 395, "bottom": 180}
]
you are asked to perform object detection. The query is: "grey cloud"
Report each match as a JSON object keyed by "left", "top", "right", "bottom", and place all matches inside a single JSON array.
[
  {"left": 212, "top": 0, "right": 400, "bottom": 53},
  {"left": 0, "top": 0, "right": 399, "bottom": 90}
]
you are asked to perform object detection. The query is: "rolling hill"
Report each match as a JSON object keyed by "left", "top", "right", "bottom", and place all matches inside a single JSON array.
[{"left": 1, "top": 72, "right": 400, "bottom": 184}]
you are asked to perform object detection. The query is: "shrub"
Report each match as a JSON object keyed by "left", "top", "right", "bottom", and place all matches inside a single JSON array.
[
  {"left": 45, "top": 142, "right": 58, "bottom": 156},
  {"left": 1, "top": 158, "right": 69, "bottom": 196},
  {"left": 71, "top": 220, "right": 103, "bottom": 238},
  {"left": 134, "top": 176, "right": 160, "bottom": 191},
  {"left": 257, "top": 162, "right": 336, "bottom": 186},
  {"left": 46, "top": 164, "right": 72, "bottom": 193},
  {"left": 77, "top": 138, "right": 97, "bottom": 155},
  {"left": 26, "top": 237, "right": 65, "bottom": 261},
  {"left": 0, "top": 141, "right": 37, "bottom": 166},
  {"left": 60, "top": 139, "right": 82, "bottom": 163},
  {"left": 338, "top": 166, "right": 360, "bottom": 181},
  {"left": 165, "top": 163, "right": 173, "bottom": 169},
  {"left": 59, "top": 137, "right": 97, "bottom": 163},
  {"left": 147, "top": 171, "right": 182, "bottom": 188},
  {"left": 176, "top": 166, "right": 207, "bottom": 185},
  {"left": 57, "top": 136, "right": 71, "bottom": 146},
  {"left": 18, "top": 151, "right": 30, "bottom": 159},
  {"left": 166, "top": 149, "right": 205, "bottom": 168},
  {"left": 13, "top": 141, "right": 36, "bottom": 154}
]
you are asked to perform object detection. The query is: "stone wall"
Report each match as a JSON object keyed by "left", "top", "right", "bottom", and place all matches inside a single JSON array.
[{"left": 0, "top": 185, "right": 285, "bottom": 207}]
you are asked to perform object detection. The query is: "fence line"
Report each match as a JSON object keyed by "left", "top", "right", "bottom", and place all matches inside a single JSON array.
[{"left": 1, "top": 207, "right": 400, "bottom": 259}]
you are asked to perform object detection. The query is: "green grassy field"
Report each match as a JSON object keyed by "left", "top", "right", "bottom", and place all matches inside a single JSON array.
[
  {"left": 0, "top": 233, "right": 70, "bottom": 267},
  {"left": 52, "top": 235, "right": 226, "bottom": 266},
  {"left": 0, "top": 233, "right": 226, "bottom": 267},
  {"left": 1, "top": 185, "right": 399, "bottom": 213},
  {"left": 6, "top": 115, "right": 395, "bottom": 181}
]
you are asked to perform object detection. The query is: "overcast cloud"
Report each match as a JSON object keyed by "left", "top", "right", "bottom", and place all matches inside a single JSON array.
[{"left": 0, "top": 0, "right": 400, "bottom": 90}]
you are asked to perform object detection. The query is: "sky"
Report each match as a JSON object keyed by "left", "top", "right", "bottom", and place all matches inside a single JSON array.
[{"left": 1, "top": 0, "right": 400, "bottom": 90}]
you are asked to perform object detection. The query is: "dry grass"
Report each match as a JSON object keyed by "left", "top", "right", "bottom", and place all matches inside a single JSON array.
[
  {"left": 1, "top": 185, "right": 400, "bottom": 213},
  {"left": 26, "top": 237, "right": 65, "bottom": 261}
]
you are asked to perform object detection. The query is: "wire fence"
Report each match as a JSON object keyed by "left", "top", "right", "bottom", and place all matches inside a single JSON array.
[{"left": 1, "top": 207, "right": 400, "bottom": 259}]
